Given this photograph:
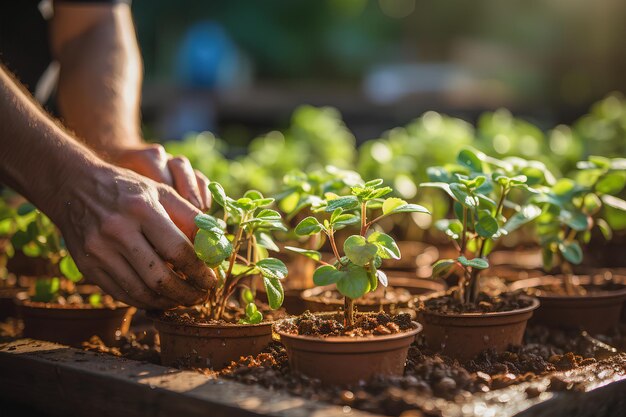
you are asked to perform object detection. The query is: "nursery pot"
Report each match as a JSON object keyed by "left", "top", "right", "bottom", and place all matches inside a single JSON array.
[
  {"left": 274, "top": 313, "right": 422, "bottom": 385},
  {"left": 418, "top": 294, "right": 539, "bottom": 363},
  {"left": 301, "top": 285, "right": 412, "bottom": 314},
  {"left": 509, "top": 275, "right": 626, "bottom": 334},
  {"left": 151, "top": 312, "right": 273, "bottom": 369},
  {"left": 15, "top": 292, "right": 134, "bottom": 347}
]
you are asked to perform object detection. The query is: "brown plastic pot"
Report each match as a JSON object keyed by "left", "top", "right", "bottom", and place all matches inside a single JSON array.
[
  {"left": 301, "top": 285, "right": 412, "bottom": 314},
  {"left": 151, "top": 312, "right": 273, "bottom": 369},
  {"left": 418, "top": 294, "right": 539, "bottom": 362},
  {"left": 15, "top": 292, "right": 134, "bottom": 347},
  {"left": 509, "top": 275, "right": 626, "bottom": 334},
  {"left": 275, "top": 313, "right": 422, "bottom": 385}
]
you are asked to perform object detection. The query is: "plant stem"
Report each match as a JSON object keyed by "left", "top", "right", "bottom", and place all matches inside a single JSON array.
[
  {"left": 460, "top": 207, "right": 468, "bottom": 256},
  {"left": 360, "top": 201, "right": 367, "bottom": 236},
  {"left": 328, "top": 229, "right": 342, "bottom": 263},
  {"left": 344, "top": 297, "right": 355, "bottom": 327}
]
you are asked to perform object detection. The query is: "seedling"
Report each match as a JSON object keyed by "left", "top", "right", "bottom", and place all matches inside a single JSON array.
[
  {"left": 287, "top": 179, "right": 429, "bottom": 327},
  {"left": 422, "top": 149, "right": 543, "bottom": 304},
  {"left": 6, "top": 202, "right": 84, "bottom": 303},
  {"left": 194, "top": 183, "right": 287, "bottom": 323},
  {"left": 533, "top": 156, "right": 626, "bottom": 294}
]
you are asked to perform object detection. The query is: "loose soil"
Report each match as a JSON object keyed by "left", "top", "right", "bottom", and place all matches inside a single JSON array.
[
  {"left": 421, "top": 291, "right": 533, "bottom": 314},
  {"left": 155, "top": 302, "right": 287, "bottom": 326},
  {"left": 275, "top": 311, "right": 414, "bottom": 337},
  {"left": 20, "top": 293, "right": 122, "bottom": 310}
]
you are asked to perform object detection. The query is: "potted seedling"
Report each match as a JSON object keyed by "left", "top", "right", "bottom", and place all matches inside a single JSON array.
[
  {"left": 274, "top": 179, "right": 428, "bottom": 385},
  {"left": 6, "top": 203, "right": 133, "bottom": 347},
  {"left": 419, "top": 149, "right": 541, "bottom": 362},
  {"left": 510, "top": 156, "right": 626, "bottom": 334},
  {"left": 151, "top": 183, "right": 288, "bottom": 369},
  {"left": 264, "top": 166, "right": 362, "bottom": 314}
]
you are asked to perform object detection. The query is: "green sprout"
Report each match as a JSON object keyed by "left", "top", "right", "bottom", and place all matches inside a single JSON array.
[
  {"left": 287, "top": 178, "right": 429, "bottom": 327},
  {"left": 194, "top": 183, "right": 288, "bottom": 322},
  {"left": 422, "top": 149, "right": 543, "bottom": 304},
  {"left": 533, "top": 156, "right": 626, "bottom": 294}
]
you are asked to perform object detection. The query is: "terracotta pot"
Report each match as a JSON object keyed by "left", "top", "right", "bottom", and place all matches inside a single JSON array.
[
  {"left": 275, "top": 313, "right": 422, "bottom": 385},
  {"left": 509, "top": 275, "right": 626, "bottom": 334},
  {"left": 151, "top": 313, "right": 273, "bottom": 369},
  {"left": 15, "top": 292, "right": 134, "bottom": 347},
  {"left": 0, "top": 287, "right": 21, "bottom": 319},
  {"left": 301, "top": 285, "right": 412, "bottom": 314},
  {"left": 418, "top": 294, "right": 539, "bottom": 362}
]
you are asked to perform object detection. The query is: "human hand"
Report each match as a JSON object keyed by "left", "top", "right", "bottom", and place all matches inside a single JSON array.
[
  {"left": 48, "top": 163, "right": 216, "bottom": 309},
  {"left": 109, "top": 144, "right": 211, "bottom": 211}
]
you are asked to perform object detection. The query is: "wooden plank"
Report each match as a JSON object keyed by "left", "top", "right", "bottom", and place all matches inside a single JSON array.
[
  {"left": 1, "top": 339, "right": 624, "bottom": 417},
  {"left": 0, "top": 339, "right": 373, "bottom": 417}
]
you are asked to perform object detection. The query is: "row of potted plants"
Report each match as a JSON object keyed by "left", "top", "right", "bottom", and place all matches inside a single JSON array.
[{"left": 0, "top": 148, "right": 624, "bottom": 387}]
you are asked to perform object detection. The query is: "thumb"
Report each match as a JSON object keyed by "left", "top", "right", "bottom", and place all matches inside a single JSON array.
[{"left": 158, "top": 185, "right": 201, "bottom": 240}]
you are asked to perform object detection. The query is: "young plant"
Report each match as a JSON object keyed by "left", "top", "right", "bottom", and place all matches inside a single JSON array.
[
  {"left": 287, "top": 179, "right": 430, "bottom": 327},
  {"left": 422, "top": 149, "right": 543, "bottom": 304},
  {"left": 533, "top": 156, "right": 626, "bottom": 294},
  {"left": 6, "top": 202, "right": 84, "bottom": 303},
  {"left": 193, "top": 183, "right": 288, "bottom": 323}
]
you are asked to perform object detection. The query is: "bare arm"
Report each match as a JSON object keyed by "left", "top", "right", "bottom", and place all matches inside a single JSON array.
[
  {"left": 0, "top": 66, "right": 216, "bottom": 309},
  {"left": 51, "top": 2, "right": 210, "bottom": 209}
]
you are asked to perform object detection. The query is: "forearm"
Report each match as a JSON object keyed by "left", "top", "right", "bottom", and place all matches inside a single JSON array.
[
  {"left": 52, "top": 3, "right": 143, "bottom": 159},
  {"left": 0, "top": 66, "right": 102, "bottom": 222}
]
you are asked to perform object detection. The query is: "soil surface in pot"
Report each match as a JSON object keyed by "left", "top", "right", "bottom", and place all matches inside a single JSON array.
[
  {"left": 275, "top": 311, "right": 414, "bottom": 337},
  {"left": 305, "top": 285, "right": 412, "bottom": 307},
  {"left": 20, "top": 293, "right": 122, "bottom": 310},
  {"left": 156, "top": 302, "right": 287, "bottom": 326},
  {"left": 524, "top": 280, "right": 625, "bottom": 297},
  {"left": 421, "top": 291, "right": 533, "bottom": 314}
]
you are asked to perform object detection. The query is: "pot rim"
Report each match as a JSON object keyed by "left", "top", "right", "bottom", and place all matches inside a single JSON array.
[
  {"left": 419, "top": 294, "right": 540, "bottom": 319},
  {"left": 509, "top": 275, "right": 626, "bottom": 300},
  {"left": 301, "top": 285, "right": 412, "bottom": 306},
  {"left": 274, "top": 313, "right": 422, "bottom": 344},
  {"left": 147, "top": 309, "right": 275, "bottom": 329},
  {"left": 14, "top": 291, "right": 129, "bottom": 311}
]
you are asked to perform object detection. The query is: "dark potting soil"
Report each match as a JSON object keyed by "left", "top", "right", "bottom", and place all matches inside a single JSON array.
[
  {"left": 308, "top": 286, "right": 412, "bottom": 306},
  {"left": 421, "top": 291, "right": 533, "bottom": 314},
  {"left": 526, "top": 281, "right": 626, "bottom": 297},
  {"left": 275, "top": 311, "right": 414, "bottom": 337},
  {"left": 22, "top": 293, "right": 122, "bottom": 310},
  {"left": 156, "top": 302, "right": 287, "bottom": 326}
]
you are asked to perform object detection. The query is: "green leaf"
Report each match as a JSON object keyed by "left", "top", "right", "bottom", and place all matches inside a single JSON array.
[
  {"left": 255, "top": 232, "right": 279, "bottom": 252},
  {"left": 503, "top": 204, "right": 542, "bottom": 233},
  {"left": 256, "top": 258, "right": 288, "bottom": 280},
  {"left": 242, "top": 287, "right": 255, "bottom": 304},
  {"left": 457, "top": 149, "right": 483, "bottom": 172},
  {"left": 596, "top": 172, "right": 626, "bottom": 195},
  {"left": 32, "top": 278, "right": 59, "bottom": 303},
  {"left": 343, "top": 235, "right": 378, "bottom": 266},
  {"left": 194, "top": 213, "right": 223, "bottom": 232},
  {"left": 558, "top": 240, "right": 583, "bottom": 265},
  {"left": 59, "top": 256, "right": 83, "bottom": 282},
  {"left": 596, "top": 218, "right": 613, "bottom": 240},
  {"left": 367, "top": 231, "right": 400, "bottom": 260},
  {"left": 376, "top": 270, "right": 388, "bottom": 287},
  {"left": 313, "top": 265, "right": 342, "bottom": 285},
  {"left": 325, "top": 196, "right": 359, "bottom": 212},
  {"left": 476, "top": 212, "right": 499, "bottom": 238},
  {"left": 364, "top": 179, "right": 384, "bottom": 187},
  {"left": 601, "top": 195, "right": 626, "bottom": 212},
  {"left": 588, "top": 155, "right": 612, "bottom": 169},
  {"left": 294, "top": 216, "right": 324, "bottom": 236},
  {"left": 368, "top": 269, "right": 378, "bottom": 292},
  {"left": 208, "top": 182, "right": 227, "bottom": 207},
  {"left": 263, "top": 277, "right": 284, "bottom": 309},
  {"left": 450, "top": 183, "right": 478, "bottom": 207},
  {"left": 457, "top": 256, "right": 489, "bottom": 270},
  {"left": 17, "top": 203, "right": 36, "bottom": 216},
  {"left": 335, "top": 264, "right": 370, "bottom": 299},
  {"left": 559, "top": 209, "right": 589, "bottom": 231},
  {"left": 194, "top": 229, "right": 233, "bottom": 267},
  {"left": 382, "top": 197, "right": 406, "bottom": 215},
  {"left": 239, "top": 302, "right": 263, "bottom": 324},
  {"left": 285, "top": 246, "right": 321, "bottom": 261},
  {"left": 432, "top": 259, "right": 458, "bottom": 278}
]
